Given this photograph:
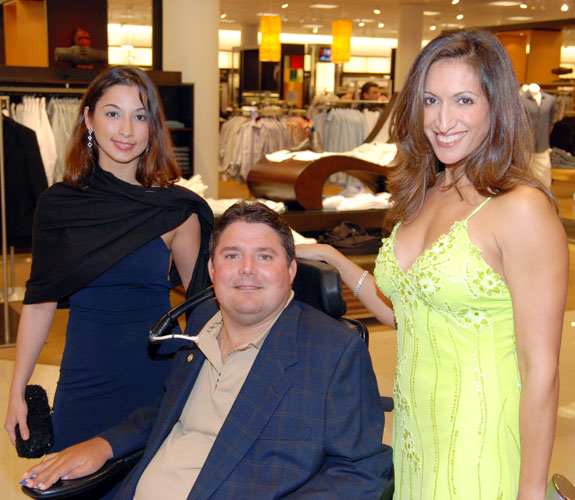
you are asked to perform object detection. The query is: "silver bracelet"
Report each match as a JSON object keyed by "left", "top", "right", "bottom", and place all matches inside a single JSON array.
[{"left": 353, "top": 270, "right": 369, "bottom": 297}]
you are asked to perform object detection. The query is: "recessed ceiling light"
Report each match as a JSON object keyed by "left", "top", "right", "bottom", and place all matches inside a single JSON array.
[
  {"left": 282, "top": 3, "right": 289, "bottom": 8},
  {"left": 424, "top": 11, "right": 440, "bottom": 16},
  {"left": 456, "top": 14, "right": 464, "bottom": 20},
  {"left": 430, "top": 25, "right": 437, "bottom": 31},
  {"left": 451, "top": 0, "right": 459, "bottom": 4},
  {"left": 310, "top": 4, "right": 339, "bottom": 9},
  {"left": 488, "top": 1, "right": 520, "bottom": 6},
  {"left": 378, "top": 22, "right": 384, "bottom": 28},
  {"left": 302, "top": 24, "right": 323, "bottom": 28},
  {"left": 256, "top": 12, "right": 279, "bottom": 16},
  {"left": 561, "top": 3, "right": 569, "bottom": 11},
  {"left": 220, "top": 13, "right": 227, "bottom": 19},
  {"left": 358, "top": 22, "right": 365, "bottom": 27},
  {"left": 506, "top": 16, "right": 534, "bottom": 20},
  {"left": 373, "top": 9, "right": 381, "bottom": 15},
  {"left": 313, "top": 27, "right": 318, "bottom": 33},
  {"left": 519, "top": 3, "right": 528, "bottom": 7}
]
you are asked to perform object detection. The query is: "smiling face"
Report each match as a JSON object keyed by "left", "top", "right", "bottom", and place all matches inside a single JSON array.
[
  {"left": 83, "top": 84, "right": 149, "bottom": 182},
  {"left": 208, "top": 221, "right": 296, "bottom": 328},
  {"left": 423, "top": 58, "right": 491, "bottom": 169}
]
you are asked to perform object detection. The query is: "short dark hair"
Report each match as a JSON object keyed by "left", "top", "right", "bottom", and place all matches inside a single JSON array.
[
  {"left": 209, "top": 201, "right": 295, "bottom": 264},
  {"left": 360, "top": 81, "right": 379, "bottom": 98}
]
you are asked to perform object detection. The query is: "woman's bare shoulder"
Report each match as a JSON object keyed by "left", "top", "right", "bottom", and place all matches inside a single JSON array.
[
  {"left": 489, "top": 185, "right": 564, "bottom": 245},
  {"left": 491, "top": 185, "right": 556, "bottom": 219}
]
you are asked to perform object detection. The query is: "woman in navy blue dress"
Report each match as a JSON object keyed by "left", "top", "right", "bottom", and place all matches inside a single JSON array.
[{"left": 5, "top": 66, "right": 213, "bottom": 496}]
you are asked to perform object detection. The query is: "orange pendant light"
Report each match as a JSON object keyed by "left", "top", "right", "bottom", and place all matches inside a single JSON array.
[
  {"left": 331, "top": 19, "right": 352, "bottom": 63},
  {"left": 260, "top": 16, "right": 282, "bottom": 62}
]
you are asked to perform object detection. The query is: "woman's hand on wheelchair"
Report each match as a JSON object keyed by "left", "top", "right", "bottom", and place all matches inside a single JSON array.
[{"left": 21, "top": 437, "right": 113, "bottom": 490}]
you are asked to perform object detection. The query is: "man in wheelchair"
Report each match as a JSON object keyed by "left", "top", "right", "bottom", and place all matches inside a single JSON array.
[{"left": 22, "top": 201, "right": 392, "bottom": 499}]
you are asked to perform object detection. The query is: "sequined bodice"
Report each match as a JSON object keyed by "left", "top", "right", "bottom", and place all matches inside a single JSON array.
[{"left": 374, "top": 199, "right": 521, "bottom": 499}]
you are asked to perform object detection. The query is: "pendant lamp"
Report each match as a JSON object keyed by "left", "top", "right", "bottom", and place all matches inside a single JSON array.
[
  {"left": 260, "top": 16, "right": 281, "bottom": 62},
  {"left": 331, "top": 19, "right": 352, "bottom": 63}
]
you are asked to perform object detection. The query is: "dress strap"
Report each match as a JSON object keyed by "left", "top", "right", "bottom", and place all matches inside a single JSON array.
[{"left": 465, "top": 197, "right": 492, "bottom": 221}]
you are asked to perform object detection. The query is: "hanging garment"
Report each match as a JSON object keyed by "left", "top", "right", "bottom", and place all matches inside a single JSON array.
[
  {"left": 1, "top": 116, "right": 48, "bottom": 248},
  {"left": 12, "top": 96, "right": 58, "bottom": 185},
  {"left": 47, "top": 98, "right": 82, "bottom": 183}
]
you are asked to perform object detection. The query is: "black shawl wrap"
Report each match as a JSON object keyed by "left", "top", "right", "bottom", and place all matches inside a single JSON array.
[{"left": 23, "top": 165, "right": 213, "bottom": 306}]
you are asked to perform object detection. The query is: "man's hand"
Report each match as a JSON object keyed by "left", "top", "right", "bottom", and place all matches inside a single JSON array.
[{"left": 21, "top": 437, "right": 113, "bottom": 490}]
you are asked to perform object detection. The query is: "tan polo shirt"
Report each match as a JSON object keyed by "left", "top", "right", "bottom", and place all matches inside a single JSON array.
[{"left": 134, "top": 292, "right": 294, "bottom": 500}]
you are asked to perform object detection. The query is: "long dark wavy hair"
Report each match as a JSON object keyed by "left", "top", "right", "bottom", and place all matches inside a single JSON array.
[
  {"left": 385, "top": 29, "right": 553, "bottom": 230},
  {"left": 64, "top": 65, "right": 180, "bottom": 188}
]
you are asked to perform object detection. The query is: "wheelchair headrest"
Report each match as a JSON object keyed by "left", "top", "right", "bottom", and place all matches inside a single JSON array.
[{"left": 293, "top": 259, "right": 347, "bottom": 318}]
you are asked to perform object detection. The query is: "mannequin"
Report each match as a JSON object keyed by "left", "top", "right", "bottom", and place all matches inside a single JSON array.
[{"left": 521, "top": 83, "right": 555, "bottom": 188}]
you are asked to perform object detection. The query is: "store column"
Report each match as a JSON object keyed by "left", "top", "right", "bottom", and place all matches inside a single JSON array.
[
  {"left": 163, "top": 0, "right": 219, "bottom": 198},
  {"left": 241, "top": 24, "right": 258, "bottom": 47},
  {"left": 395, "top": 3, "right": 423, "bottom": 90}
]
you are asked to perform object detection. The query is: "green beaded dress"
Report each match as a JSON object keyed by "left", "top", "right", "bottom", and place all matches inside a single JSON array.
[{"left": 374, "top": 199, "right": 521, "bottom": 499}]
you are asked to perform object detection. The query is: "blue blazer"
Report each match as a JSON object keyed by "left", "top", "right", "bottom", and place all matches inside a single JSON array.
[{"left": 101, "top": 299, "right": 392, "bottom": 499}]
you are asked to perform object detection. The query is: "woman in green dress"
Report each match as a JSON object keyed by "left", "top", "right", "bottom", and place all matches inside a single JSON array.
[{"left": 297, "top": 29, "right": 568, "bottom": 499}]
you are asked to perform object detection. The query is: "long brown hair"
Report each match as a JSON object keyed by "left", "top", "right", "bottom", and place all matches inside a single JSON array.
[
  {"left": 385, "top": 29, "right": 552, "bottom": 230},
  {"left": 65, "top": 65, "right": 180, "bottom": 188}
]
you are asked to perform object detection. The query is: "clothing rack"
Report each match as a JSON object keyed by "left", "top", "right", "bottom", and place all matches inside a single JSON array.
[
  {"left": 0, "top": 85, "right": 87, "bottom": 95},
  {"left": 0, "top": 83, "right": 87, "bottom": 346},
  {"left": 316, "top": 99, "right": 388, "bottom": 108}
]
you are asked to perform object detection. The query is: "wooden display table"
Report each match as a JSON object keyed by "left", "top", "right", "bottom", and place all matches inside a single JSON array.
[{"left": 551, "top": 169, "right": 575, "bottom": 182}]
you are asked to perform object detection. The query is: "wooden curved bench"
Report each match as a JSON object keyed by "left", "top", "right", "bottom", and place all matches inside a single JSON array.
[
  {"left": 247, "top": 95, "right": 396, "bottom": 210},
  {"left": 247, "top": 156, "right": 392, "bottom": 210}
]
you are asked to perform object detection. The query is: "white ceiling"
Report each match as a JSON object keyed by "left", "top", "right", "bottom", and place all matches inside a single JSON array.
[{"left": 108, "top": 1, "right": 575, "bottom": 45}]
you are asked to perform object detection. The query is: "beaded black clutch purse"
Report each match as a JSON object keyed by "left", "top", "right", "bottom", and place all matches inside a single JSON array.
[{"left": 15, "top": 385, "right": 54, "bottom": 458}]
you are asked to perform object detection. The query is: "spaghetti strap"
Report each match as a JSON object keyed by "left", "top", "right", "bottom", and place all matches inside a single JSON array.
[{"left": 465, "top": 197, "right": 491, "bottom": 221}]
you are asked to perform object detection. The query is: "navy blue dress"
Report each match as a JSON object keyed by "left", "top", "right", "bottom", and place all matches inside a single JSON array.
[{"left": 51, "top": 237, "right": 176, "bottom": 452}]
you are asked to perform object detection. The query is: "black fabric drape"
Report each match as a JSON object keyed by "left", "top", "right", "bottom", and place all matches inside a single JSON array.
[
  {"left": 24, "top": 164, "right": 213, "bottom": 305},
  {"left": 2, "top": 116, "right": 48, "bottom": 249}
]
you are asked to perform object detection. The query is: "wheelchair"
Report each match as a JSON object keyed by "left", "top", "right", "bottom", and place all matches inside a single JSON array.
[{"left": 21, "top": 258, "right": 395, "bottom": 500}]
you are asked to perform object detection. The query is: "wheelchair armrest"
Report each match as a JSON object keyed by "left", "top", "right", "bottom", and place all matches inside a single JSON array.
[{"left": 21, "top": 448, "right": 144, "bottom": 499}]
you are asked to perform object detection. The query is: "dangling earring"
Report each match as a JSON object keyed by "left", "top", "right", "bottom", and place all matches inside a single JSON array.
[{"left": 87, "top": 129, "right": 93, "bottom": 148}]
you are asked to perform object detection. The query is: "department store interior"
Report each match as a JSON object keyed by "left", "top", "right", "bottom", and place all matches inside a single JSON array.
[{"left": 0, "top": 0, "right": 574, "bottom": 498}]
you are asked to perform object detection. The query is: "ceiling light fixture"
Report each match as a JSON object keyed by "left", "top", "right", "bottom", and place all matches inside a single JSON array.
[
  {"left": 332, "top": 19, "right": 352, "bottom": 63},
  {"left": 358, "top": 21, "right": 365, "bottom": 27},
  {"left": 310, "top": 4, "right": 339, "bottom": 9},
  {"left": 519, "top": 3, "right": 527, "bottom": 7},
  {"left": 430, "top": 25, "right": 437, "bottom": 31},
  {"left": 220, "top": 13, "right": 227, "bottom": 19},
  {"left": 378, "top": 22, "right": 384, "bottom": 28},
  {"left": 424, "top": 11, "right": 440, "bottom": 16},
  {"left": 456, "top": 14, "right": 464, "bottom": 19},
  {"left": 488, "top": 1, "right": 520, "bottom": 5},
  {"left": 561, "top": 3, "right": 569, "bottom": 11},
  {"left": 373, "top": 9, "right": 381, "bottom": 14},
  {"left": 260, "top": 16, "right": 281, "bottom": 62},
  {"left": 451, "top": 0, "right": 459, "bottom": 4},
  {"left": 282, "top": 3, "right": 289, "bottom": 8}
]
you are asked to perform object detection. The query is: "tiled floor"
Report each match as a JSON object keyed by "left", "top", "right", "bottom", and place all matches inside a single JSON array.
[{"left": 0, "top": 178, "right": 573, "bottom": 499}]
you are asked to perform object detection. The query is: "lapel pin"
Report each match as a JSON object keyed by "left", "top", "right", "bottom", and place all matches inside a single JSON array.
[{"left": 187, "top": 353, "right": 194, "bottom": 363}]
